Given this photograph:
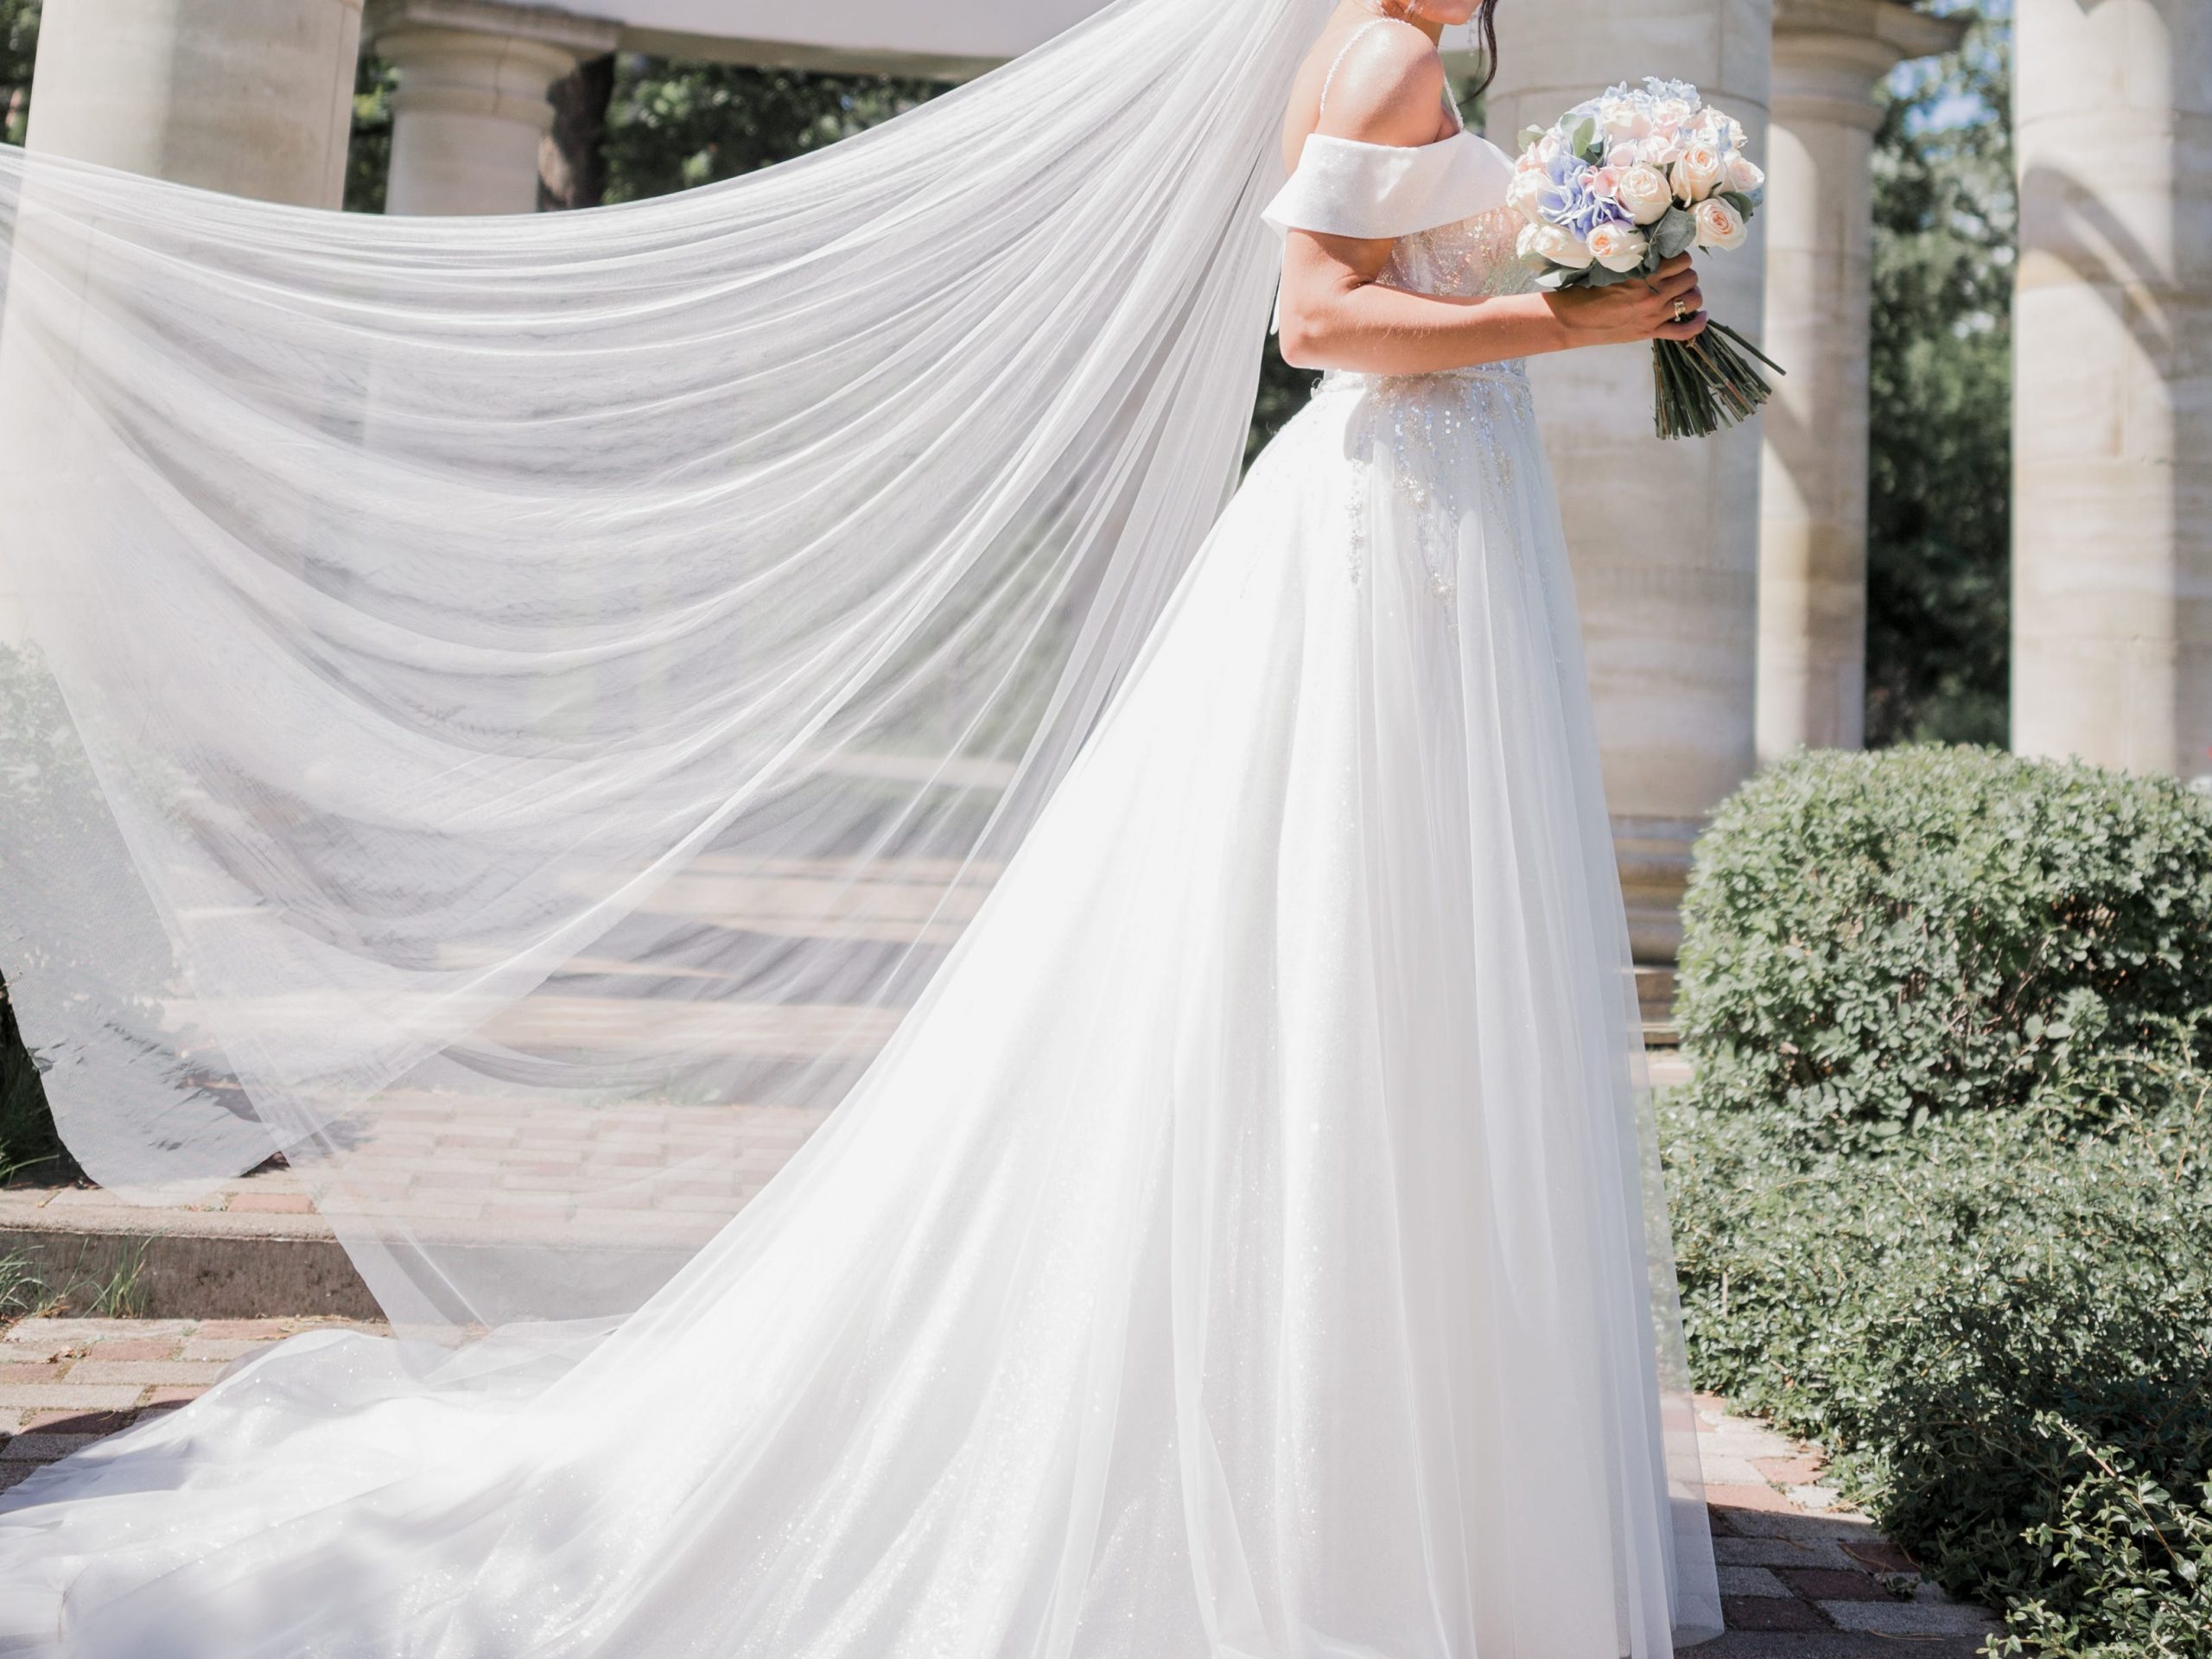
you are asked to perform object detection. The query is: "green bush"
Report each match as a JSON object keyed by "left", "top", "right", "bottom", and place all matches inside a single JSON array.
[
  {"left": 1664, "top": 1092, "right": 2212, "bottom": 1651},
  {"left": 1678, "top": 745, "right": 2212, "bottom": 1155},
  {"left": 2002, "top": 1415, "right": 2212, "bottom": 1659},
  {"left": 1669, "top": 746, "right": 2212, "bottom": 1654}
]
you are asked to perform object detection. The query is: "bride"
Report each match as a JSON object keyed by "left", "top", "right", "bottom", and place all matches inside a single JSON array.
[{"left": 0, "top": 0, "right": 1723, "bottom": 1652}]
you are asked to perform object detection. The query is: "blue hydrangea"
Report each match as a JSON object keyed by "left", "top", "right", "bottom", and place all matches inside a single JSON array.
[
  {"left": 1535, "top": 157, "right": 1630, "bottom": 240},
  {"left": 1565, "top": 77, "right": 1704, "bottom": 124}
]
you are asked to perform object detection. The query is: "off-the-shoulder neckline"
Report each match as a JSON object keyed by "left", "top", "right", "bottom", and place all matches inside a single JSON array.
[
  {"left": 1294, "top": 129, "right": 1503, "bottom": 160},
  {"left": 1300, "top": 130, "right": 1464, "bottom": 153}
]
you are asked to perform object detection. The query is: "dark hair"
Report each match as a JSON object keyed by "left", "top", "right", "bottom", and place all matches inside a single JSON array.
[{"left": 1467, "top": 0, "right": 1503, "bottom": 98}]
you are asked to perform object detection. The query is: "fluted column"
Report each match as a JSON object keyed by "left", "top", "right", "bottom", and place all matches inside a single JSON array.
[
  {"left": 2012, "top": 0, "right": 2212, "bottom": 782},
  {"left": 1484, "top": 0, "right": 1771, "bottom": 960},
  {"left": 365, "top": 0, "right": 616, "bottom": 216},
  {"left": 1756, "top": 0, "right": 1963, "bottom": 760},
  {"left": 23, "top": 0, "right": 362, "bottom": 205}
]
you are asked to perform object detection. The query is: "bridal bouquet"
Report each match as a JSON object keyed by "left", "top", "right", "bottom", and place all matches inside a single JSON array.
[{"left": 1509, "top": 78, "right": 1783, "bottom": 440}]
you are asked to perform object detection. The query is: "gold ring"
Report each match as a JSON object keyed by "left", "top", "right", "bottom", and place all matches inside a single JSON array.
[{"left": 1672, "top": 299, "right": 1688, "bottom": 321}]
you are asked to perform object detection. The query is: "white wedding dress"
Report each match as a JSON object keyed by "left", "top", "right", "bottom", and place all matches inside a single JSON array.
[{"left": 0, "top": 80, "right": 1719, "bottom": 1659}]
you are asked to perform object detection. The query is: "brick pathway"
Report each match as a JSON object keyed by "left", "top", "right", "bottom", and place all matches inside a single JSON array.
[
  {"left": 2, "top": 849, "right": 969, "bottom": 1260},
  {"left": 1690, "top": 1393, "right": 2001, "bottom": 1655},
  {"left": 0, "top": 1316, "right": 2000, "bottom": 1653},
  {"left": 0, "top": 1095, "right": 826, "bottom": 1258}
]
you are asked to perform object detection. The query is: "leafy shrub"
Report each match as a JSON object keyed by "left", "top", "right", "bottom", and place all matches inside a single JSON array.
[
  {"left": 1669, "top": 746, "right": 2212, "bottom": 1652},
  {"left": 1678, "top": 745, "right": 2212, "bottom": 1154},
  {"left": 2001, "top": 1416, "right": 2212, "bottom": 1659},
  {"left": 1663, "top": 1090, "right": 2212, "bottom": 1654}
]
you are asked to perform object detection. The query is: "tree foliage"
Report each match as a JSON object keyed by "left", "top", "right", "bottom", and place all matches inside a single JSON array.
[
  {"left": 345, "top": 54, "right": 397, "bottom": 215},
  {"left": 599, "top": 58, "right": 941, "bottom": 203},
  {"left": 1865, "top": 3, "right": 2014, "bottom": 746},
  {"left": 0, "top": 0, "right": 36, "bottom": 146}
]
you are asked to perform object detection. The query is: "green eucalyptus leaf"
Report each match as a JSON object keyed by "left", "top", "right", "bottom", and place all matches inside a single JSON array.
[{"left": 1651, "top": 206, "right": 1698, "bottom": 259}]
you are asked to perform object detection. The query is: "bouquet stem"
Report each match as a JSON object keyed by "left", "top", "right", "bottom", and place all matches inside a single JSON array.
[{"left": 1650, "top": 319, "right": 1783, "bottom": 441}]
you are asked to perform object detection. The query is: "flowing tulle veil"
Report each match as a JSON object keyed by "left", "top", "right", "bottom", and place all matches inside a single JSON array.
[
  {"left": 0, "top": 0, "right": 1719, "bottom": 1641},
  {"left": 0, "top": 0, "right": 1327, "bottom": 1321}
]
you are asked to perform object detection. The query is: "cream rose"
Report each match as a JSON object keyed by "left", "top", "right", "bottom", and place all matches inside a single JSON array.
[
  {"left": 1613, "top": 162, "right": 1673, "bottom": 226},
  {"left": 1519, "top": 220, "right": 1594, "bottom": 270},
  {"left": 1723, "top": 150, "right": 1766, "bottom": 195},
  {"left": 1598, "top": 95, "right": 1650, "bottom": 142},
  {"left": 1584, "top": 220, "right": 1650, "bottom": 274},
  {"left": 1671, "top": 139, "right": 1726, "bottom": 202},
  {"left": 1605, "top": 140, "right": 1641, "bottom": 168},
  {"left": 1635, "top": 130, "right": 1685, "bottom": 168},
  {"left": 1701, "top": 107, "right": 1749, "bottom": 150},
  {"left": 1649, "top": 96, "right": 1697, "bottom": 133},
  {"left": 1507, "top": 164, "right": 1548, "bottom": 224},
  {"left": 1694, "top": 196, "right": 1749, "bottom": 252}
]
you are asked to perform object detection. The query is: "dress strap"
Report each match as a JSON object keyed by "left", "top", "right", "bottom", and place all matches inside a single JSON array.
[
  {"left": 1318, "top": 17, "right": 1465, "bottom": 134},
  {"left": 1316, "top": 17, "right": 1395, "bottom": 119}
]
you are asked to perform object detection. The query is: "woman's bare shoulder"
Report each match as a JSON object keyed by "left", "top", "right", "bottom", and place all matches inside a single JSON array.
[{"left": 1281, "top": 18, "right": 1450, "bottom": 168}]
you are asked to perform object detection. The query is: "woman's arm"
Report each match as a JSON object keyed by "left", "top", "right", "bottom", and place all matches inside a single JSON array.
[
  {"left": 1278, "top": 241, "right": 1707, "bottom": 374},
  {"left": 1274, "top": 29, "right": 1709, "bottom": 374}
]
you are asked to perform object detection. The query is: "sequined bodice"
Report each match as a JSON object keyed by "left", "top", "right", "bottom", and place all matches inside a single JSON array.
[
  {"left": 1300, "top": 201, "right": 1543, "bottom": 618},
  {"left": 1313, "top": 203, "right": 1537, "bottom": 404},
  {"left": 1252, "top": 73, "right": 1545, "bottom": 618},
  {"left": 1377, "top": 204, "right": 1534, "bottom": 302}
]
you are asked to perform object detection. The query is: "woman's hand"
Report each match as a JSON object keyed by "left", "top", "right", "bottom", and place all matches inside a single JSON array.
[{"left": 1545, "top": 254, "right": 1708, "bottom": 346}]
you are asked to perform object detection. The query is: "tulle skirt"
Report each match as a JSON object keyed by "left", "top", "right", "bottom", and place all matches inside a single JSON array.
[{"left": 0, "top": 362, "right": 1719, "bottom": 1657}]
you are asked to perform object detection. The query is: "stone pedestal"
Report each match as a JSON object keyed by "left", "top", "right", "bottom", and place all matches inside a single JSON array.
[
  {"left": 1485, "top": 0, "right": 1771, "bottom": 960},
  {"left": 23, "top": 0, "right": 363, "bottom": 206},
  {"left": 365, "top": 0, "right": 617, "bottom": 216},
  {"left": 1756, "top": 0, "right": 1963, "bottom": 760},
  {"left": 2012, "top": 0, "right": 2212, "bottom": 783}
]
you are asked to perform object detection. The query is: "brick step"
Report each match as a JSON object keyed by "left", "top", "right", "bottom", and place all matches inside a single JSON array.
[{"left": 1638, "top": 963, "right": 1681, "bottom": 1046}]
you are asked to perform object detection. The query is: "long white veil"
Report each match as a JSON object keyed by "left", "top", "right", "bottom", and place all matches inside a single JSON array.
[{"left": 0, "top": 0, "right": 1328, "bottom": 1327}]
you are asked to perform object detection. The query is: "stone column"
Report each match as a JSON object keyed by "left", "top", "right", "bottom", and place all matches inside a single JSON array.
[
  {"left": 365, "top": 0, "right": 617, "bottom": 216},
  {"left": 2012, "top": 0, "right": 2212, "bottom": 783},
  {"left": 2, "top": 0, "right": 365, "bottom": 644},
  {"left": 1484, "top": 0, "right": 1770, "bottom": 960},
  {"left": 23, "top": 0, "right": 363, "bottom": 206},
  {"left": 1756, "top": 0, "right": 1963, "bottom": 760}
]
